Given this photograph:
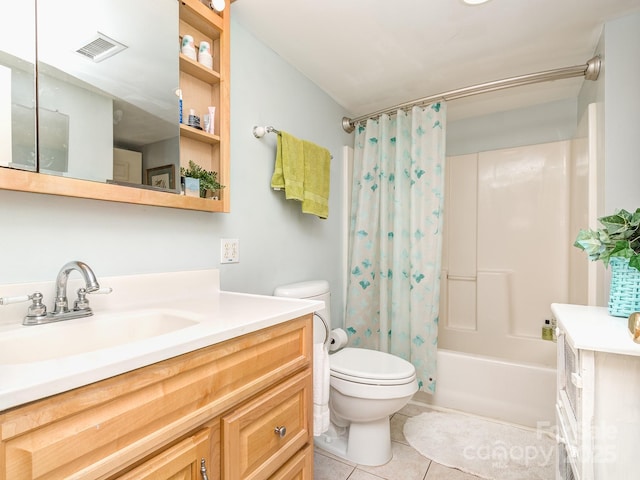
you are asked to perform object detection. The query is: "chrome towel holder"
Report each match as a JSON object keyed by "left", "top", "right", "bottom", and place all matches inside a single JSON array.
[{"left": 252, "top": 125, "right": 333, "bottom": 159}]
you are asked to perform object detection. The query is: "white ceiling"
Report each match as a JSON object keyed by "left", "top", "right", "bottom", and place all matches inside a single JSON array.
[{"left": 232, "top": 0, "right": 640, "bottom": 123}]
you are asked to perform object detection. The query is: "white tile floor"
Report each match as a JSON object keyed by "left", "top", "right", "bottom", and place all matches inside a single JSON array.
[{"left": 313, "top": 403, "right": 483, "bottom": 480}]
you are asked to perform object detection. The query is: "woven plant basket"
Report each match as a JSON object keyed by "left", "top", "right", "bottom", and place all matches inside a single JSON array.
[{"left": 608, "top": 257, "right": 640, "bottom": 317}]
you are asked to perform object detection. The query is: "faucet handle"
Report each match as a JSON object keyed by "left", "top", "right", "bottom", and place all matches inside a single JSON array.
[
  {"left": 90, "top": 287, "right": 113, "bottom": 295},
  {"left": 73, "top": 286, "right": 112, "bottom": 312},
  {"left": 0, "top": 294, "right": 32, "bottom": 305},
  {"left": 26, "top": 292, "right": 47, "bottom": 318},
  {"left": 73, "top": 288, "right": 91, "bottom": 311},
  {"left": 0, "top": 291, "right": 46, "bottom": 314},
  {"left": 0, "top": 292, "right": 48, "bottom": 322}
]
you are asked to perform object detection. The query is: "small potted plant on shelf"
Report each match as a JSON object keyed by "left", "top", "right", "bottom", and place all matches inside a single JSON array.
[
  {"left": 180, "top": 160, "right": 224, "bottom": 199},
  {"left": 574, "top": 208, "right": 640, "bottom": 317}
]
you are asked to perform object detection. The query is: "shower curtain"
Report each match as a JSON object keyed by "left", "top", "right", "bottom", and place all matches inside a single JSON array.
[{"left": 344, "top": 103, "right": 446, "bottom": 393}]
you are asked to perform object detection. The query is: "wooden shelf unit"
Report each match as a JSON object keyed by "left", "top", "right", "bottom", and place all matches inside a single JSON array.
[{"left": 179, "top": 0, "right": 230, "bottom": 212}]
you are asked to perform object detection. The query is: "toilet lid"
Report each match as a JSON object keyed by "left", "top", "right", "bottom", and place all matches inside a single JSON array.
[{"left": 330, "top": 348, "right": 416, "bottom": 385}]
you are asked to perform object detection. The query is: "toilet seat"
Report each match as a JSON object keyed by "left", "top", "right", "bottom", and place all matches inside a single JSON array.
[{"left": 330, "top": 348, "right": 416, "bottom": 386}]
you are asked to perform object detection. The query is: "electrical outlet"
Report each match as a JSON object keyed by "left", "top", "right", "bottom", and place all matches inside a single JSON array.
[{"left": 221, "top": 238, "right": 239, "bottom": 263}]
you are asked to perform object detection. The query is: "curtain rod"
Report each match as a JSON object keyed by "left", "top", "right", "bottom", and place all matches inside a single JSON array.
[{"left": 341, "top": 55, "right": 601, "bottom": 133}]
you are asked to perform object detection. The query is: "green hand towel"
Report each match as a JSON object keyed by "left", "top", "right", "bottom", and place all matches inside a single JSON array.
[
  {"left": 302, "top": 140, "right": 331, "bottom": 219},
  {"left": 271, "top": 131, "right": 304, "bottom": 201}
]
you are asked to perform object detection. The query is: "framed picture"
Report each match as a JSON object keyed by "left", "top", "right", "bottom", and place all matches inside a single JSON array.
[{"left": 146, "top": 164, "right": 176, "bottom": 190}]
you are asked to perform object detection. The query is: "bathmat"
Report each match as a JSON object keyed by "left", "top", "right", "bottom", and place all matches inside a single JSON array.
[{"left": 403, "top": 410, "right": 555, "bottom": 480}]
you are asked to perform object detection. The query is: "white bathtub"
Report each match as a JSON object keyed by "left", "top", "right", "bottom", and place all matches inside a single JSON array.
[{"left": 413, "top": 349, "right": 556, "bottom": 429}]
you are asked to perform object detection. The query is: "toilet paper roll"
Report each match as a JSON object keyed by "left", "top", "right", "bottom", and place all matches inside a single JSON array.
[{"left": 328, "top": 328, "right": 348, "bottom": 352}]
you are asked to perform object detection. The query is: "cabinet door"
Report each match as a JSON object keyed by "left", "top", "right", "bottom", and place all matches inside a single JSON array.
[
  {"left": 556, "top": 332, "right": 580, "bottom": 468},
  {"left": 118, "top": 429, "right": 213, "bottom": 480},
  {"left": 222, "top": 370, "right": 312, "bottom": 480},
  {"left": 556, "top": 328, "right": 596, "bottom": 480}
]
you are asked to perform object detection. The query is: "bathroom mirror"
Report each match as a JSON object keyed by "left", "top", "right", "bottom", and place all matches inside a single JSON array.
[
  {"left": 0, "top": 2, "right": 37, "bottom": 171},
  {"left": 3, "top": 0, "right": 180, "bottom": 192}
]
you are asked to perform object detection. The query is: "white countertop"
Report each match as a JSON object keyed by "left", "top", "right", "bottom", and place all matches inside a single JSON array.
[
  {"left": 551, "top": 303, "right": 640, "bottom": 356},
  {"left": 0, "top": 270, "right": 323, "bottom": 411}
]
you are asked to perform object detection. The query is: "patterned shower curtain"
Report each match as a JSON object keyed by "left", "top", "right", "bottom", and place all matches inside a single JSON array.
[{"left": 344, "top": 103, "right": 446, "bottom": 393}]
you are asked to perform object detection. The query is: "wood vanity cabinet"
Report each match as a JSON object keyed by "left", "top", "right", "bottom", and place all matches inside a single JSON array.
[{"left": 0, "top": 315, "right": 313, "bottom": 480}]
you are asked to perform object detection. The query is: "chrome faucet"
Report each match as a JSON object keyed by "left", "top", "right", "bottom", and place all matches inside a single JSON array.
[
  {"left": 0, "top": 261, "right": 110, "bottom": 326},
  {"left": 53, "top": 261, "right": 100, "bottom": 315}
]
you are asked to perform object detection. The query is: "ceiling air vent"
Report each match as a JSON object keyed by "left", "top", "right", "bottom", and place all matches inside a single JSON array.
[{"left": 76, "top": 33, "right": 127, "bottom": 63}]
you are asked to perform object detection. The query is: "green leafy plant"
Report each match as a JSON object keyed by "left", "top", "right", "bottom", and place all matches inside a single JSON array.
[
  {"left": 574, "top": 208, "right": 640, "bottom": 272},
  {"left": 180, "top": 160, "right": 224, "bottom": 198}
]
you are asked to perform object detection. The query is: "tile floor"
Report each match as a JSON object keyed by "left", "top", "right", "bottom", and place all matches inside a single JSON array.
[{"left": 313, "top": 402, "right": 483, "bottom": 480}]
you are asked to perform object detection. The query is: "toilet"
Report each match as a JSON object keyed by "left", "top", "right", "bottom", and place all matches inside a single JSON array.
[{"left": 273, "top": 280, "right": 418, "bottom": 466}]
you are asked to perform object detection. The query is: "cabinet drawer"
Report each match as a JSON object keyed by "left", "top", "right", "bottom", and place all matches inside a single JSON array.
[
  {"left": 222, "top": 370, "right": 312, "bottom": 480},
  {"left": 269, "top": 444, "right": 313, "bottom": 480}
]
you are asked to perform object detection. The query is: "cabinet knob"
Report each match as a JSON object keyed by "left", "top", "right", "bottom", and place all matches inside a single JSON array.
[
  {"left": 570, "top": 371, "right": 583, "bottom": 388},
  {"left": 274, "top": 425, "right": 287, "bottom": 438},
  {"left": 200, "top": 458, "right": 209, "bottom": 480}
]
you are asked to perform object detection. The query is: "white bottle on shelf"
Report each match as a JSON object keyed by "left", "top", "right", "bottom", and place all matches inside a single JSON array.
[
  {"left": 181, "top": 35, "right": 197, "bottom": 60},
  {"left": 198, "top": 41, "right": 213, "bottom": 69}
]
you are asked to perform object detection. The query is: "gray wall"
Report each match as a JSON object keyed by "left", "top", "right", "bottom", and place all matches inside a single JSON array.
[
  {"left": 603, "top": 12, "right": 640, "bottom": 213},
  {"left": 0, "top": 18, "right": 351, "bottom": 326},
  {"left": 221, "top": 18, "right": 352, "bottom": 322},
  {"left": 446, "top": 98, "right": 578, "bottom": 156}
]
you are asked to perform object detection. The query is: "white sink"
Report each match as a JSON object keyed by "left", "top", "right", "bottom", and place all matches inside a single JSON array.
[{"left": 0, "top": 309, "right": 201, "bottom": 364}]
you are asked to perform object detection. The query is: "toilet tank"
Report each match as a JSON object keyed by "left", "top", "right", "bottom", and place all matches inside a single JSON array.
[{"left": 273, "top": 280, "right": 330, "bottom": 344}]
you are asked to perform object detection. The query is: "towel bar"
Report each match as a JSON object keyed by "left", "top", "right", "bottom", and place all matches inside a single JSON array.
[{"left": 252, "top": 125, "right": 333, "bottom": 159}]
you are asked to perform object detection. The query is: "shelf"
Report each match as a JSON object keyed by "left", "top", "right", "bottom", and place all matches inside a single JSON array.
[
  {"left": 179, "top": 54, "right": 220, "bottom": 84},
  {"left": 180, "top": 124, "right": 220, "bottom": 144},
  {"left": 179, "top": 0, "right": 223, "bottom": 37},
  {"left": 0, "top": 168, "right": 224, "bottom": 213}
]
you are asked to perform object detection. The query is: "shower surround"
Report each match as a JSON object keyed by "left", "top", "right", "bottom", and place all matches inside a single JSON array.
[{"left": 421, "top": 139, "right": 586, "bottom": 428}]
